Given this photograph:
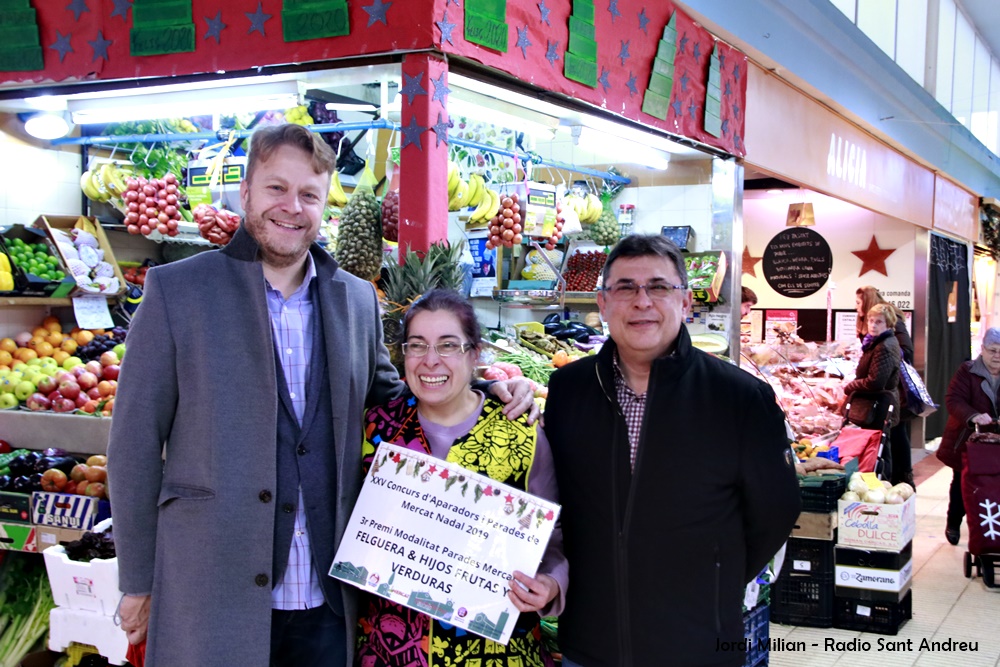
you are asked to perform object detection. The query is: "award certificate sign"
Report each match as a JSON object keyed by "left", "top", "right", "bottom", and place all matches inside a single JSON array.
[{"left": 330, "top": 442, "right": 560, "bottom": 645}]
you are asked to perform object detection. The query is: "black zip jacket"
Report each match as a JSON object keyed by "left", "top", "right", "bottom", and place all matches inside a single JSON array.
[{"left": 544, "top": 326, "right": 800, "bottom": 667}]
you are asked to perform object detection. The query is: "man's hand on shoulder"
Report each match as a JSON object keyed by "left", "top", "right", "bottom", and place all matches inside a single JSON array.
[{"left": 488, "top": 377, "right": 540, "bottom": 425}]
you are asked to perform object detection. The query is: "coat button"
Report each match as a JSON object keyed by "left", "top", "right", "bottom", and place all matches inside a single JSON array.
[
  {"left": 297, "top": 445, "right": 307, "bottom": 455},
  {"left": 259, "top": 490, "right": 272, "bottom": 503},
  {"left": 255, "top": 574, "right": 269, "bottom": 587},
  {"left": 282, "top": 503, "right": 295, "bottom": 514}
]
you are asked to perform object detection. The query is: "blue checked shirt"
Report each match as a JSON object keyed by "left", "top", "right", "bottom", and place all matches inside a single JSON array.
[{"left": 265, "top": 255, "right": 326, "bottom": 610}]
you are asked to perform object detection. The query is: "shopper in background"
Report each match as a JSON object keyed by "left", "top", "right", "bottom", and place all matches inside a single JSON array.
[
  {"left": 355, "top": 289, "right": 565, "bottom": 666},
  {"left": 856, "top": 286, "right": 915, "bottom": 486},
  {"left": 107, "top": 124, "right": 536, "bottom": 667},
  {"left": 844, "top": 304, "right": 902, "bottom": 431},
  {"left": 740, "top": 285, "right": 758, "bottom": 319},
  {"left": 936, "top": 327, "right": 1000, "bottom": 545},
  {"left": 543, "top": 234, "right": 800, "bottom": 667}
]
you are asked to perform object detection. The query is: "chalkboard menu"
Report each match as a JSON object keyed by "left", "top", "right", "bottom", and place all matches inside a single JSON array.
[{"left": 762, "top": 228, "right": 833, "bottom": 298}]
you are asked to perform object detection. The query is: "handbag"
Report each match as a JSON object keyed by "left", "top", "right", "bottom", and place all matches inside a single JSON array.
[{"left": 899, "top": 360, "right": 938, "bottom": 418}]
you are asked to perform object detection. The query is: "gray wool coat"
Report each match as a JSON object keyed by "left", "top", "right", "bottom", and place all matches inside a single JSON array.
[{"left": 106, "top": 226, "right": 405, "bottom": 666}]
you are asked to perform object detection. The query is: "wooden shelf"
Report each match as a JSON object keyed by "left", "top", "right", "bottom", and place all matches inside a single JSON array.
[
  {"left": 1, "top": 410, "right": 110, "bottom": 455},
  {"left": 0, "top": 297, "right": 72, "bottom": 307}
]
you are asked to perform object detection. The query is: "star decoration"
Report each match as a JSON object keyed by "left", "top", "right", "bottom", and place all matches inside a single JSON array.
[
  {"left": 544, "top": 40, "right": 560, "bottom": 67},
  {"left": 679, "top": 72, "right": 690, "bottom": 92},
  {"left": 537, "top": 0, "right": 551, "bottom": 26},
  {"left": 719, "top": 52, "right": 727, "bottom": 70},
  {"left": 428, "top": 465, "right": 437, "bottom": 473},
  {"left": 67, "top": 0, "right": 89, "bottom": 21},
  {"left": 88, "top": 31, "right": 111, "bottom": 62},
  {"left": 742, "top": 246, "right": 763, "bottom": 277},
  {"left": 431, "top": 73, "right": 450, "bottom": 105},
  {"left": 733, "top": 102, "right": 741, "bottom": 119},
  {"left": 431, "top": 111, "right": 450, "bottom": 147},
  {"left": 679, "top": 34, "right": 689, "bottom": 54},
  {"left": 721, "top": 119, "right": 730, "bottom": 135},
  {"left": 598, "top": 68, "right": 611, "bottom": 93},
  {"left": 399, "top": 72, "right": 427, "bottom": 104},
  {"left": 608, "top": 0, "right": 621, "bottom": 23},
  {"left": 400, "top": 115, "right": 428, "bottom": 150},
  {"left": 638, "top": 8, "right": 650, "bottom": 34},
  {"left": 436, "top": 11, "right": 456, "bottom": 45},
  {"left": 245, "top": 1, "right": 271, "bottom": 36},
  {"left": 852, "top": 236, "right": 897, "bottom": 277},
  {"left": 734, "top": 134, "right": 743, "bottom": 151},
  {"left": 505, "top": 494, "right": 514, "bottom": 503},
  {"left": 626, "top": 72, "right": 638, "bottom": 97},
  {"left": 618, "top": 40, "right": 630, "bottom": 66},
  {"left": 204, "top": 11, "right": 226, "bottom": 44},
  {"left": 515, "top": 24, "right": 532, "bottom": 59},
  {"left": 110, "top": 0, "right": 131, "bottom": 21},
  {"left": 724, "top": 81, "right": 732, "bottom": 97},
  {"left": 49, "top": 31, "right": 73, "bottom": 63},
  {"left": 687, "top": 102, "right": 699, "bottom": 120},
  {"left": 671, "top": 98, "right": 683, "bottom": 116},
  {"left": 363, "top": 0, "right": 392, "bottom": 27},
  {"left": 440, "top": 469, "right": 450, "bottom": 479},
  {"left": 733, "top": 63, "right": 741, "bottom": 80},
  {"left": 693, "top": 42, "right": 702, "bottom": 60}
]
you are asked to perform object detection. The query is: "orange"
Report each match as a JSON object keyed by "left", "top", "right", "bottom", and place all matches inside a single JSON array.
[
  {"left": 45, "top": 332, "right": 62, "bottom": 346},
  {"left": 75, "top": 330, "right": 94, "bottom": 345},
  {"left": 42, "top": 316, "right": 62, "bottom": 332},
  {"left": 31, "top": 326, "right": 48, "bottom": 339},
  {"left": 52, "top": 350, "right": 70, "bottom": 365},
  {"left": 0, "top": 339, "right": 15, "bottom": 354},
  {"left": 27, "top": 336, "right": 45, "bottom": 350},
  {"left": 60, "top": 339, "right": 78, "bottom": 354},
  {"left": 16, "top": 348, "right": 37, "bottom": 362},
  {"left": 0, "top": 351, "right": 11, "bottom": 366},
  {"left": 34, "top": 341, "right": 54, "bottom": 357}
]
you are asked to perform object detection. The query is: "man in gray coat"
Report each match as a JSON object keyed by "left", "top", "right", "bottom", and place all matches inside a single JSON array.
[{"left": 107, "top": 124, "right": 534, "bottom": 666}]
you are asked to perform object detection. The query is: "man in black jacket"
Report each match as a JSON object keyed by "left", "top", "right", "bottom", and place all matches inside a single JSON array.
[{"left": 544, "top": 235, "right": 800, "bottom": 667}]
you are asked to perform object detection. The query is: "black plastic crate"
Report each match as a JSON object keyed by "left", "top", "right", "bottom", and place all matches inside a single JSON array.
[
  {"left": 742, "top": 603, "right": 769, "bottom": 667},
  {"left": 799, "top": 473, "right": 846, "bottom": 513},
  {"left": 834, "top": 589, "right": 912, "bottom": 635},
  {"left": 771, "top": 538, "right": 835, "bottom": 628}
]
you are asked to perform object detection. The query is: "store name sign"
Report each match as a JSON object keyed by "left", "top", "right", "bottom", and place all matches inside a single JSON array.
[{"left": 827, "top": 133, "right": 867, "bottom": 189}]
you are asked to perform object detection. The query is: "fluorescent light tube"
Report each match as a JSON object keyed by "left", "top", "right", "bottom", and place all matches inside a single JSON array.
[
  {"left": 68, "top": 81, "right": 301, "bottom": 124},
  {"left": 573, "top": 126, "right": 670, "bottom": 170},
  {"left": 325, "top": 102, "right": 377, "bottom": 112}
]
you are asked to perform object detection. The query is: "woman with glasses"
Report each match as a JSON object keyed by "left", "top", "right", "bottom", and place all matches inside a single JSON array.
[
  {"left": 936, "top": 327, "right": 1000, "bottom": 545},
  {"left": 843, "top": 303, "right": 902, "bottom": 431},
  {"left": 355, "top": 289, "right": 565, "bottom": 667}
]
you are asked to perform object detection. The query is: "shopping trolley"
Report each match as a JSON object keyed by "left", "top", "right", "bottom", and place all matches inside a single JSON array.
[
  {"left": 962, "top": 425, "right": 1000, "bottom": 588},
  {"left": 836, "top": 390, "right": 895, "bottom": 476}
]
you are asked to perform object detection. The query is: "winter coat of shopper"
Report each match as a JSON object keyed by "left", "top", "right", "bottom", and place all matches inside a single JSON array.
[
  {"left": 844, "top": 305, "right": 902, "bottom": 428},
  {"left": 543, "top": 234, "right": 800, "bottom": 667}
]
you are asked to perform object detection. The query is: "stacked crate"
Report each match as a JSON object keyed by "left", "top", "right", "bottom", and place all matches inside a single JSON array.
[{"left": 771, "top": 473, "right": 843, "bottom": 628}]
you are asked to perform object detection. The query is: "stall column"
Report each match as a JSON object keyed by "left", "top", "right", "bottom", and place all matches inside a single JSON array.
[{"left": 398, "top": 53, "right": 449, "bottom": 257}]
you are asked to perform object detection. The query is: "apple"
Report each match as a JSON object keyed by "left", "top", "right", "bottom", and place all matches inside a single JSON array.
[
  {"left": 0, "top": 393, "right": 17, "bottom": 410},
  {"left": 113, "top": 343, "right": 126, "bottom": 360},
  {"left": 85, "top": 482, "right": 106, "bottom": 499},
  {"left": 75, "top": 480, "right": 90, "bottom": 496},
  {"left": 58, "top": 380, "right": 81, "bottom": 400},
  {"left": 55, "top": 370, "right": 75, "bottom": 385},
  {"left": 77, "top": 371, "right": 99, "bottom": 391},
  {"left": 84, "top": 360, "right": 103, "bottom": 376},
  {"left": 75, "top": 394, "right": 89, "bottom": 409},
  {"left": 52, "top": 397, "right": 77, "bottom": 413},
  {"left": 13, "top": 380, "right": 36, "bottom": 401},
  {"left": 26, "top": 392, "right": 52, "bottom": 411},
  {"left": 86, "top": 455, "right": 107, "bottom": 467},
  {"left": 62, "top": 356, "right": 83, "bottom": 371},
  {"left": 86, "top": 387, "right": 101, "bottom": 400},
  {"left": 70, "top": 464, "right": 89, "bottom": 482},
  {"left": 47, "top": 390, "right": 63, "bottom": 402},
  {"left": 36, "top": 375, "right": 58, "bottom": 394},
  {"left": 40, "top": 468, "right": 68, "bottom": 492},
  {"left": 84, "top": 465, "right": 107, "bottom": 483},
  {"left": 100, "top": 351, "right": 119, "bottom": 367},
  {"left": 102, "top": 365, "right": 120, "bottom": 381}
]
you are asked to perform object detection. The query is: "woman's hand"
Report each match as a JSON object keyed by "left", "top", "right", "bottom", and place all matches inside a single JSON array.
[
  {"left": 507, "top": 571, "right": 559, "bottom": 614},
  {"left": 971, "top": 413, "right": 994, "bottom": 426}
]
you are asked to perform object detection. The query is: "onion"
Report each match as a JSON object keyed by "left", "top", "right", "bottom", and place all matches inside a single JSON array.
[
  {"left": 882, "top": 480, "right": 893, "bottom": 490},
  {"left": 863, "top": 488, "right": 886, "bottom": 504},
  {"left": 850, "top": 472, "right": 864, "bottom": 485},
  {"left": 892, "top": 483, "right": 915, "bottom": 500},
  {"left": 13, "top": 331, "right": 32, "bottom": 347},
  {"left": 848, "top": 478, "right": 869, "bottom": 496},
  {"left": 885, "top": 491, "right": 904, "bottom": 504},
  {"left": 841, "top": 491, "right": 861, "bottom": 502}
]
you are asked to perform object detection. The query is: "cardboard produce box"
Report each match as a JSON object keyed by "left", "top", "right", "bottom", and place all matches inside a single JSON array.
[
  {"left": 33, "top": 215, "right": 127, "bottom": 297},
  {"left": 0, "top": 225, "right": 74, "bottom": 298},
  {"left": 34, "top": 525, "right": 86, "bottom": 551},
  {"left": 0, "top": 490, "right": 31, "bottom": 524},
  {"left": 31, "top": 491, "right": 111, "bottom": 531},
  {"left": 837, "top": 495, "right": 916, "bottom": 551},
  {"left": 790, "top": 510, "right": 837, "bottom": 541},
  {"left": 835, "top": 542, "right": 913, "bottom": 601},
  {"left": 0, "top": 521, "right": 36, "bottom": 551}
]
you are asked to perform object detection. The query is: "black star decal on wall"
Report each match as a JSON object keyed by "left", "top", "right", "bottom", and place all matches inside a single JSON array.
[
  {"left": 67, "top": 0, "right": 89, "bottom": 21},
  {"left": 537, "top": 0, "right": 551, "bottom": 26},
  {"left": 436, "top": 11, "right": 456, "bottom": 45},
  {"left": 88, "top": 30, "right": 111, "bottom": 62},
  {"left": 246, "top": 2, "right": 271, "bottom": 35},
  {"left": 204, "top": 11, "right": 226, "bottom": 44},
  {"left": 626, "top": 73, "right": 638, "bottom": 96},
  {"left": 400, "top": 72, "right": 427, "bottom": 104},
  {"left": 431, "top": 72, "right": 450, "bottom": 105},
  {"left": 401, "top": 115, "right": 428, "bottom": 150},
  {"left": 545, "top": 40, "right": 560, "bottom": 67},
  {"left": 618, "top": 40, "right": 630, "bottom": 66},
  {"left": 110, "top": 0, "right": 131, "bottom": 21}
]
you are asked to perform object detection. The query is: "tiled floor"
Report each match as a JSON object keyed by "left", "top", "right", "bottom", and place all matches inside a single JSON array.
[{"left": 769, "top": 462, "right": 1000, "bottom": 666}]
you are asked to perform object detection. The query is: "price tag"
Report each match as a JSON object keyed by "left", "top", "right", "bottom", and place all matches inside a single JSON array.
[
  {"left": 743, "top": 581, "right": 760, "bottom": 610},
  {"left": 861, "top": 472, "right": 883, "bottom": 491},
  {"left": 793, "top": 559, "right": 811, "bottom": 572},
  {"left": 73, "top": 297, "right": 114, "bottom": 330}
]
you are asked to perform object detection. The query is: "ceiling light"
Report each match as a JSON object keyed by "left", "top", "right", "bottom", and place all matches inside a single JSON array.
[
  {"left": 572, "top": 114, "right": 687, "bottom": 155},
  {"left": 766, "top": 188, "right": 782, "bottom": 195},
  {"left": 786, "top": 202, "right": 816, "bottom": 226},
  {"left": 22, "top": 112, "right": 72, "bottom": 140},
  {"left": 448, "top": 96, "right": 559, "bottom": 141},
  {"left": 68, "top": 81, "right": 302, "bottom": 124},
  {"left": 571, "top": 125, "right": 670, "bottom": 170},
  {"left": 325, "top": 102, "right": 377, "bottom": 112}
]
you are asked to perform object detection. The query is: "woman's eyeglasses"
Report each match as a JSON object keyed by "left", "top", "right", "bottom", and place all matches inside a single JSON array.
[{"left": 401, "top": 341, "right": 474, "bottom": 357}]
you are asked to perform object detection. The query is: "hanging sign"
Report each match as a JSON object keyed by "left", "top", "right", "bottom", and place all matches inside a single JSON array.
[
  {"left": 762, "top": 228, "right": 833, "bottom": 298},
  {"left": 330, "top": 442, "right": 560, "bottom": 645}
]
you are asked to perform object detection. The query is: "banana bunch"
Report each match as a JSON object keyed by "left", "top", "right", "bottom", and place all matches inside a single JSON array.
[
  {"left": 468, "top": 186, "right": 500, "bottom": 225},
  {"left": 327, "top": 171, "right": 348, "bottom": 207},
  {"left": 284, "top": 105, "right": 314, "bottom": 126},
  {"left": 565, "top": 193, "right": 603, "bottom": 224},
  {"left": 447, "top": 161, "right": 470, "bottom": 211},
  {"left": 80, "top": 163, "right": 129, "bottom": 203}
]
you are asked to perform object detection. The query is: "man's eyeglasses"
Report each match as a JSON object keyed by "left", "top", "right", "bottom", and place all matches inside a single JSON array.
[
  {"left": 602, "top": 282, "right": 687, "bottom": 300},
  {"left": 401, "top": 341, "right": 475, "bottom": 357}
]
